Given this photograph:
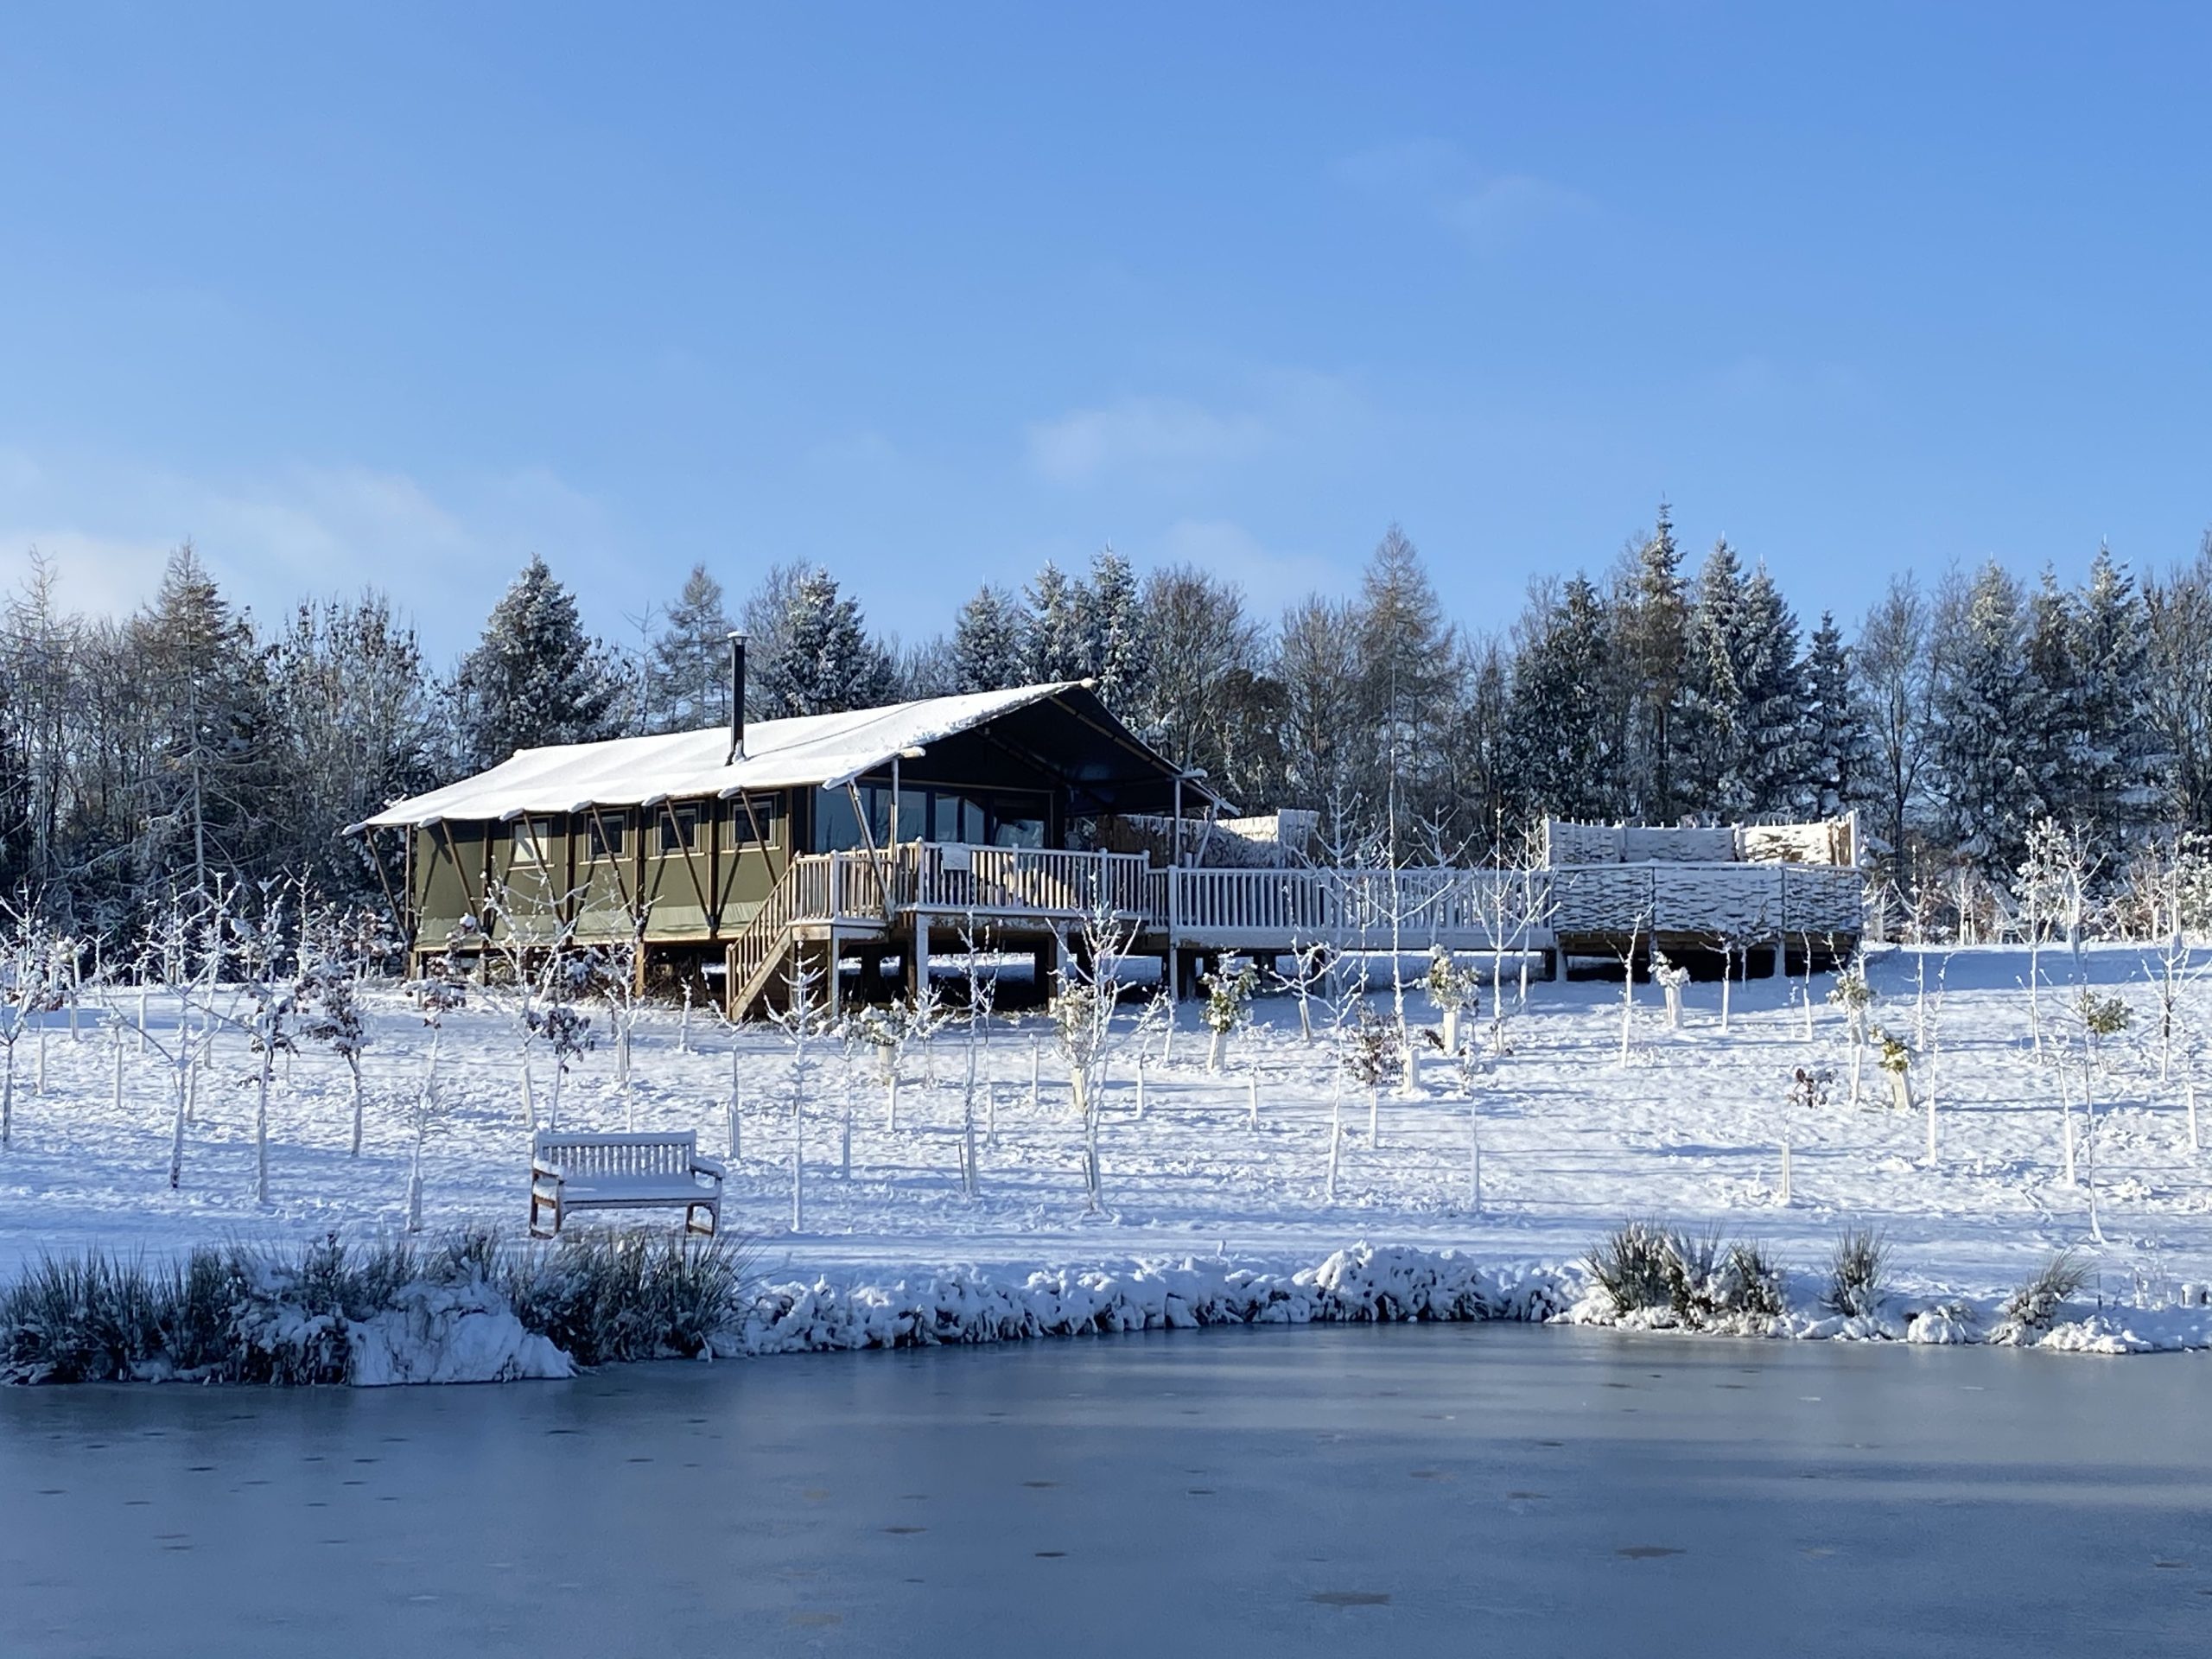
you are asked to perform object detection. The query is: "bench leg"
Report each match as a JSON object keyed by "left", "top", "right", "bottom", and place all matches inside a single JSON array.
[
  {"left": 686, "top": 1201, "right": 716, "bottom": 1237},
  {"left": 530, "top": 1190, "right": 561, "bottom": 1239}
]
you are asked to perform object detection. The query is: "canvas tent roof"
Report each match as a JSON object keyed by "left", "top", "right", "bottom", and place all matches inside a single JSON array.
[{"left": 350, "top": 681, "right": 1215, "bottom": 832}]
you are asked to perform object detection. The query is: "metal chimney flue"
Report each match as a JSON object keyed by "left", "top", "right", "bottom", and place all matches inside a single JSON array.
[{"left": 726, "top": 632, "right": 747, "bottom": 764}]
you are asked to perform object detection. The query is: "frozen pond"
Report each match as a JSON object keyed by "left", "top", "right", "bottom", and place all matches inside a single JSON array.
[{"left": 5, "top": 1325, "right": 2211, "bottom": 1656}]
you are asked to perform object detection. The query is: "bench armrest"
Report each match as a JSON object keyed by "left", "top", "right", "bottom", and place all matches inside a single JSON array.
[
  {"left": 690, "top": 1154, "right": 727, "bottom": 1182},
  {"left": 531, "top": 1159, "right": 566, "bottom": 1182}
]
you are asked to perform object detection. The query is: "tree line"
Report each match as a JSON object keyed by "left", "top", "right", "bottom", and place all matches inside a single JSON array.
[{"left": 3, "top": 503, "right": 2209, "bottom": 943}]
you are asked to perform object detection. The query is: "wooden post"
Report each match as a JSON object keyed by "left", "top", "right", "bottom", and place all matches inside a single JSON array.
[
  {"left": 909, "top": 914, "right": 931, "bottom": 1001},
  {"left": 1166, "top": 773, "right": 1183, "bottom": 1002}
]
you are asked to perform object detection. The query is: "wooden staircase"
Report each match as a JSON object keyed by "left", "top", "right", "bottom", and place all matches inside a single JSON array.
[{"left": 723, "top": 851, "right": 889, "bottom": 1020}]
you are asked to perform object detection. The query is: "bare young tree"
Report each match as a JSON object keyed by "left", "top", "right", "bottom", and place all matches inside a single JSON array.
[
  {"left": 1051, "top": 906, "right": 1133, "bottom": 1214},
  {"left": 768, "top": 948, "right": 832, "bottom": 1233},
  {"left": 297, "top": 947, "right": 372, "bottom": 1156}
]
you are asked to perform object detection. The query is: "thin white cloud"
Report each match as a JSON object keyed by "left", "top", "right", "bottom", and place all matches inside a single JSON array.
[
  {"left": 1026, "top": 371, "right": 1364, "bottom": 489},
  {"left": 1156, "top": 518, "right": 1349, "bottom": 601},
  {"left": 1333, "top": 139, "right": 1593, "bottom": 251},
  {"left": 1027, "top": 397, "right": 1272, "bottom": 486},
  {"left": 0, "top": 449, "right": 625, "bottom": 655}
]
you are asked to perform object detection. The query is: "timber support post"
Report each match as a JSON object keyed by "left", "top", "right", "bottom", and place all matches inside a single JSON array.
[{"left": 908, "top": 916, "right": 931, "bottom": 1001}]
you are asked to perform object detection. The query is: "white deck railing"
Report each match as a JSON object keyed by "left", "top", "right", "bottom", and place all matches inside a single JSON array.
[{"left": 753, "top": 842, "right": 1865, "bottom": 950}]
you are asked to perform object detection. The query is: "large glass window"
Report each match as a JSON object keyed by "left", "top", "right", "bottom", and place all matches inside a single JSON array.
[
  {"left": 814, "top": 784, "right": 1048, "bottom": 851},
  {"left": 814, "top": 787, "right": 861, "bottom": 853},
  {"left": 931, "top": 792, "right": 986, "bottom": 844}
]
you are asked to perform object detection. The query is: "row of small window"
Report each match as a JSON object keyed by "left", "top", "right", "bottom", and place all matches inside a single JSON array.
[
  {"left": 811, "top": 785, "right": 1047, "bottom": 853},
  {"left": 509, "top": 798, "right": 785, "bottom": 865}
]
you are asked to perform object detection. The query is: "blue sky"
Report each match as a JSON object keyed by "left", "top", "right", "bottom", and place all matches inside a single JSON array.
[{"left": 3, "top": 5, "right": 2209, "bottom": 661}]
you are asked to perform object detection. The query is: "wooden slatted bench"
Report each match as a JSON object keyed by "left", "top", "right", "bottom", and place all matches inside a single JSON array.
[{"left": 529, "top": 1130, "right": 726, "bottom": 1238}]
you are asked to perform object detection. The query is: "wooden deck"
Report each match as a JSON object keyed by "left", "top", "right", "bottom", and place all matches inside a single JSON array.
[{"left": 717, "top": 843, "right": 1866, "bottom": 1018}]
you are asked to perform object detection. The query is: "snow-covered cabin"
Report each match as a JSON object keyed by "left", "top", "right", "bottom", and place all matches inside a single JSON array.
[
  {"left": 353, "top": 677, "right": 1227, "bottom": 1016},
  {"left": 354, "top": 664, "right": 1866, "bottom": 1017}
]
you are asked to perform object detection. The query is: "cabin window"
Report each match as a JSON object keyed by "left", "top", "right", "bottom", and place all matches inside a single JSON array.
[
  {"left": 659, "top": 804, "right": 702, "bottom": 855},
  {"left": 931, "top": 792, "right": 986, "bottom": 845},
  {"left": 728, "top": 797, "right": 782, "bottom": 848},
  {"left": 989, "top": 806, "right": 1046, "bottom": 849},
  {"left": 813, "top": 787, "right": 861, "bottom": 853},
  {"left": 583, "top": 812, "right": 625, "bottom": 861},
  {"left": 512, "top": 817, "right": 554, "bottom": 866},
  {"left": 814, "top": 784, "right": 1048, "bottom": 851}
]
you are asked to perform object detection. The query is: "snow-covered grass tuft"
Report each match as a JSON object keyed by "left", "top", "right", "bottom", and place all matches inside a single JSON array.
[
  {"left": 1718, "top": 1240, "right": 1787, "bottom": 1320},
  {"left": 2, "top": 1252, "right": 188, "bottom": 1384},
  {"left": 0, "top": 1228, "right": 621, "bottom": 1385},
  {"left": 505, "top": 1230, "right": 755, "bottom": 1365},
  {"left": 2001, "top": 1249, "right": 2094, "bottom": 1335},
  {"left": 1588, "top": 1219, "right": 1677, "bottom": 1317},
  {"left": 1822, "top": 1228, "right": 1892, "bottom": 1319},
  {"left": 1586, "top": 1222, "right": 1783, "bottom": 1325}
]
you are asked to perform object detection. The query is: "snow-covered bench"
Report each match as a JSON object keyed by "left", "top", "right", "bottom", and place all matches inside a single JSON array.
[{"left": 529, "top": 1130, "right": 726, "bottom": 1239}]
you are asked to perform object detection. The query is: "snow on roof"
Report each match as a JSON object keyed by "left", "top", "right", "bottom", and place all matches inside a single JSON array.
[{"left": 352, "top": 681, "right": 1101, "bottom": 832}]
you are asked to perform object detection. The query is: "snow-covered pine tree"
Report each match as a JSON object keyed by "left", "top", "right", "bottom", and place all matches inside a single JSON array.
[
  {"left": 1802, "top": 610, "right": 1869, "bottom": 817},
  {"left": 1023, "top": 562, "right": 1092, "bottom": 684},
  {"left": 647, "top": 563, "right": 733, "bottom": 732},
  {"left": 1086, "top": 544, "right": 1148, "bottom": 719},
  {"left": 131, "top": 543, "right": 280, "bottom": 894},
  {"left": 950, "top": 584, "right": 1029, "bottom": 693},
  {"left": 752, "top": 565, "right": 895, "bottom": 717},
  {"left": 1737, "top": 562, "right": 1810, "bottom": 815},
  {"left": 1928, "top": 562, "right": 2050, "bottom": 874},
  {"left": 450, "top": 556, "right": 623, "bottom": 772},
  {"left": 2069, "top": 543, "right": 2162, "bottom": 847},
  {"left": 2022, "top": 567, "right": 2079, "bottom": 836},
  {"left": 1618, "top": 502, "right": 1692, "bottom": 822},
  {"left": 1678, "top": 537, "right": 1750, "bottom": 815},
  {"left": 1503, "top": 575, "right": 1618, "bottom": 822}
]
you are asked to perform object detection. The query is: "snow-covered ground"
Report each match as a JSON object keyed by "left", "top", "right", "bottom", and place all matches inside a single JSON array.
[{"left": 5, "top": 944, "right": 2211, "bottom": 1344}]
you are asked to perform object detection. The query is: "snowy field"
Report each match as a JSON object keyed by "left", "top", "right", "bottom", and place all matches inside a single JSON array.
[{"left": 5, "top": 942, "right": 2212, "bottom": 1337}]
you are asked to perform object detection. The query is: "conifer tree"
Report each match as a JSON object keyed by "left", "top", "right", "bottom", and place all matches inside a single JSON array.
[
  {"left": 950, "top": 584, "right": 1029, "bottom": 694},
  {"left": 1736, "top": 562, "right": 1808, "bottom": 814},
  {"left": 1086, "top": 544, "right": 1148, "bottom": 718},
  {"left": 2069, "top": 543, "right": 2160, "bottom": 843},
  {"left": 1679, "top": 538, "right": 1750, "bottom": 813},
  {"left": 132, "top": 543, "right": 277, "bottom": 892},
  {"left": 647, "top": 563, "right": 733, "bottom": 732},
  {"left": 1618, "top": 503, "right": 1691, "bottom": 821},
  {"left": 753, "top": 565, "right": 894, "bottom": 717},
  {"left": 451, "top": 556, "right": 622, "bottom": 772},
  {"left": 1927, "top": 562, "right": 2048, "bottom": 871},
  {"left": 1023, "top": 562, "right": 1091, "bottom": 683},
  {"left": 1802, "top": 610, "right": 1868, "bottom": 818},
  {"left": 2022, "top": 567, "right": 2077, "bottom": 823},
  {"left": 1505, "top": 575, "right": 1617, "bottom": 821}
]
